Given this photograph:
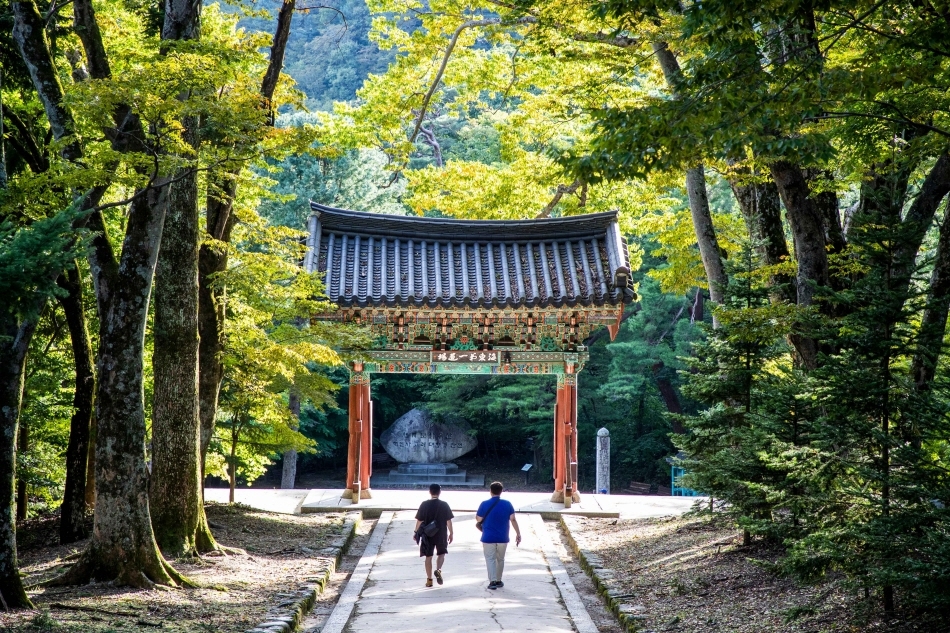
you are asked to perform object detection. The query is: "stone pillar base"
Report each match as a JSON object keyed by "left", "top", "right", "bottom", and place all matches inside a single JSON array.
[
  {"left": 342, "top": 488, "right": 353, "bottom": 499},
  {"left": 550, "top": 490, "right": 581, "bottom": 504},
  {"left": 360, "top": 488, "right": 372, "bottom": 499}
]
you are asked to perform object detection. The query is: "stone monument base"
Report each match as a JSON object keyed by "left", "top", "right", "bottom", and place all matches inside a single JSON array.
[{"left": 370, "top": 463, "right": 485, "bottom": 488}]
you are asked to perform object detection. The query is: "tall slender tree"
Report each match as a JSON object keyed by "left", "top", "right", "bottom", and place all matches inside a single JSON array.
[{"left": 149, "top": 0, "right": 218, "bottom": 558}]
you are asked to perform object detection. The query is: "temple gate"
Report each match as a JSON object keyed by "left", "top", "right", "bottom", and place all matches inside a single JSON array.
[{"left": 304, "top": 203, "right": 634, "bottom": 507}]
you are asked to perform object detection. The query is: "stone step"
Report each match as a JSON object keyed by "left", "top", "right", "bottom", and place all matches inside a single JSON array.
[
  {"left": 395, "top": 463, "right": 460, "bottom": 475},
  {"left": 370, "top": 474, "right": 486, "bottom": 488},
  {"left": 384, "top": 471, "right": 470, "bottom": 482}
]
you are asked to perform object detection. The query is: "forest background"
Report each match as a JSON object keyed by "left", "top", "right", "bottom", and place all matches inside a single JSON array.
[{"left": 2, "top": 0, "right": 949, "bottom": 620}]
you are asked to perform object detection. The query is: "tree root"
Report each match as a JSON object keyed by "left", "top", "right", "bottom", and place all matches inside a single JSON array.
[{"left": 44, "top": 547, "right": 195, "bottom": 589}]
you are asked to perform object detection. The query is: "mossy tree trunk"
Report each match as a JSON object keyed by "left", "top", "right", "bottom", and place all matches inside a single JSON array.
[
  {"left": 16, "top": 0, "right": 187, "bottom": 587},
  {"left": 151, "top": 113, "right": 214, "bottom": 557},
  {"left": 56, "top": 188, "right": 189, "bottom": 587},
  {"left": 0, "top": 315, "right": 37, "bottom": 608}
]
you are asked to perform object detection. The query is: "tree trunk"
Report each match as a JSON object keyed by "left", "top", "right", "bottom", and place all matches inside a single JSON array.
[
  {"left": 651, "top": 42, "right": 727, "bottom": 318},
  {"left": 729, "top": 172, "right": 795, "bottom": 301},
  {"left": 58, "top": 265, "right": 95, "bottom": 544},
  {"left": 15, "top": 420, "right": 27, "bottom": 522},
  {"left": 690, "top": 288, "right": 704, "bottom": 323},
  {"left": 84, "top": 414, "right": 96, "bottom": 508},
  {"left": 199, "top": 0, "right": 295, "bottom": 474},
  {"left": 911, "top": 202, "right": 950, "bottom": 391},
  {"left": 198, "top": 193, "right": 235, "bottom": 473},
  {"left": 685, "top": 165, "right": 728, "bottom": 308},
  {"left": 229, "top": 425, "right": 238, "bottom": 504},
  {"left": 892, "top": 154, "right": 950, "bottom": 291},
  {"left": 11, "top": 1, "right": 82, "bottom": 163},
  {"left": 0, "top": 315, "right": 37, "bottom": 608},
  {"left": 652, "top": 362, "right": 686, "bottom": 433},
  {"left": 281, "top": 393, "right": 300, "bottom": 489},
  {"left": 17, "top": 0, "right": 184, "bottom": 586},
  {"left": 55, "top": 187, "right": 187, "bottom": 588},
  {"left": 770, "top": 160, "right": 829, "bottom": 368},
  {"left": 150, "top": 115, "right": 210, "bottom": 557}
]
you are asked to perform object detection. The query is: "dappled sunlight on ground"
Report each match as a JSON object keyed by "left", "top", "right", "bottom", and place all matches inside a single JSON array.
[{"left": 0, "top": 505, "right": 349, "bottom": 632}]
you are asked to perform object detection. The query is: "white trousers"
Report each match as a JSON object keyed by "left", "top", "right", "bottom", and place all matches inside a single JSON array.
[{"left": 482, "top": 542, "right": 508, "bottom": 582}]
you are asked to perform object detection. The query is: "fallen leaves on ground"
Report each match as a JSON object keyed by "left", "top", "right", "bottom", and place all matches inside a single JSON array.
[
  {"left": 0, "top": 504, "right": 345, "bottom": 632},
  {"left": 566, "top": 512, "right": 947, "bottom": 633}
]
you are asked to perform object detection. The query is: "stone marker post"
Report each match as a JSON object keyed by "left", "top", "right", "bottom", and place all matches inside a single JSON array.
[{"left": 596, "top": 427, "right": 610, "bottom": 494}]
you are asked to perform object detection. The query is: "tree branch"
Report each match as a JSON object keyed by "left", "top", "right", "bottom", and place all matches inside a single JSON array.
[
  {"left": 4, "top": 109, "right": 48, "bottom": 172},
  {"left": 261, "top": 0, "right": 296, "bottom": 104},
  {"left": 409, "top": 17, "right": 537, "bottom": 144},
  {"left": 536, "top": 179, "right": 583, "bottom": 218}
]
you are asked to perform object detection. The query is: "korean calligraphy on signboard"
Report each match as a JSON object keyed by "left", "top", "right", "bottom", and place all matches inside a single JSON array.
[{"left": 430, "top": 350, "right": 499, "bottom": 363}]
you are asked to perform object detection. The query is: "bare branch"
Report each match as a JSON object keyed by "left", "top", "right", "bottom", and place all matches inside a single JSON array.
[
  {"left": 417, "top": 125, "right": 443, "bottom": 167},
  {"left": 536, "top": 179, "right": 583, "bottom": 218},
  {"left": 296, "top": 3, "right": 348, "bottom": 40},
  {"left": 409, "top": 16, "right": 537, "bottom": 144}
]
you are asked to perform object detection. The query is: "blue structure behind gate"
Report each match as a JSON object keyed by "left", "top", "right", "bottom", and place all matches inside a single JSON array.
[{"left": 671, "top": 465, "right": 700, "bottom": 497}]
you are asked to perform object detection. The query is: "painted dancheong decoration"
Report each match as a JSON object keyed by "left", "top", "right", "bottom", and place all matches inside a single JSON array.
[{"left": 303, "top": 202, "right": 635, "bottom": 506}]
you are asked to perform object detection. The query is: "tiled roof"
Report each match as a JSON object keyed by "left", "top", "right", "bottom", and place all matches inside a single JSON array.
[{"left": 304, "top": 202, "right": 635, "bottom": 309}]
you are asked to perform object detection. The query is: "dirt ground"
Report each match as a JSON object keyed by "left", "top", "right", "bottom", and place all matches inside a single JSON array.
[
  {"left": 565, "top": 513, "right": 949, "bottom": 633},
  {"left": 0, "top": 504, "right": 347, "bottom": 632}
]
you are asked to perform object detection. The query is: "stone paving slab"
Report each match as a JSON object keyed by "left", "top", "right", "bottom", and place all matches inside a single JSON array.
[
  {"left": 204, "top": 488, "right": 309, "bottom": 514},
  {"left": 324, "top": 509, "right": 583, "bottom": 633}
]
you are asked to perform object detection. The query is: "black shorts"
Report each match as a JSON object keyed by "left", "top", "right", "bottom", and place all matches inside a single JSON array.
[{"left": 420, "top": 536, "right": 448, "bottom": 557}]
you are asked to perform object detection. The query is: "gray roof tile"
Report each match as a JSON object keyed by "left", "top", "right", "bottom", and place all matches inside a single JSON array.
[{"left": 306, "top": 202, "right": 634, "bottom": 309}]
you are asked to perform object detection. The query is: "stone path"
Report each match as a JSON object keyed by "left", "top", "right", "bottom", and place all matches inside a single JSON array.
[{"left": 320, "top": 510, "right": 599, "bottom": 633}]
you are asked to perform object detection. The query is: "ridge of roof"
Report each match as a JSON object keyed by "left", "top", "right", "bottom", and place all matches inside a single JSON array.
[{"left": 309, "top": 201, "right": 620, "bottom": 241}]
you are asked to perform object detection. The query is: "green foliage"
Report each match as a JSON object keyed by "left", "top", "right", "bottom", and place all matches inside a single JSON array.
[
  {"left": 678, "top": 242, "right": 798, "bottom": 529},
  {"left": 257, "top": 144, "right": 408, "bottom": 227},
  {"left": 209, "top": 214, "right": 364, "bottom": 487},
  {"left": 18, "top": 311, "right": 73, "bottom": 516},
  {"left": 0, "top": 203, "right": 88, "bottom": 322},
  {"left": 680, "top": 228, "right": 950, "bottom": 609}
]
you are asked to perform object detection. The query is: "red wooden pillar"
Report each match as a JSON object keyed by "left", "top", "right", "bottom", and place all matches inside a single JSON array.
[
  {"left": 551, "top": 368, "right": 581, "bottom": 506},
  {"left": 359, "top": 381, "right": 373, "bottom": 494},
  {"left": 564, "top": 371, "right": 579, "bottom": 508},
  {"left": 344, "top": 363, "right": 372, "bottom": 502},
  {"left": 551, "top": 376, "right": 566, "bottom": 503}
]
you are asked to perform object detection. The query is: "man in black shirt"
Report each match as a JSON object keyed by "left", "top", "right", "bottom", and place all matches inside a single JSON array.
[{"left": 413, "top": 483, "right": 455, "bottom": 587}]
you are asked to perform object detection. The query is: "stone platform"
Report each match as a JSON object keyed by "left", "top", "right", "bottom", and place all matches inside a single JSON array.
[
  {"left": 370, "top": 462, "right": 486, "bottom": 488},
  {"left": 203, "top": 487, "right": 703, "bottom": 519}
]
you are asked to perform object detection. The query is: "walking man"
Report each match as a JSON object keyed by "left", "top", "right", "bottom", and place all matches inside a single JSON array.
[
  {"left": 414, "top": 483, "right": 454, "bottom": 587},
  {"left": 475, "top": 481, "right": 521, "bottom": 590}
]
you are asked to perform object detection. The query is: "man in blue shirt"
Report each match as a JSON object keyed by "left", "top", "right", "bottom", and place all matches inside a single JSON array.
[{"left": 475, "top": 481, "right": 521, "bottom": 590}]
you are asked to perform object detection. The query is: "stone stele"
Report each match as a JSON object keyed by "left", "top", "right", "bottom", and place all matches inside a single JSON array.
[{"left": 380, "top": 408, "right": 477, "bottom": 463}]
